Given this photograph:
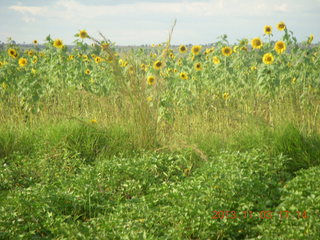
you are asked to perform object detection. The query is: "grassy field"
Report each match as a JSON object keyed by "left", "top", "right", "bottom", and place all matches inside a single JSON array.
[{"left": 0, "top": 23, "right": 320, "bottom": 239}]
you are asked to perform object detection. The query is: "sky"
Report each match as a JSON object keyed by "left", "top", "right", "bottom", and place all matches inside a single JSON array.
[{"left": 0, "top": 0, "right": 319, "bottom": 45}]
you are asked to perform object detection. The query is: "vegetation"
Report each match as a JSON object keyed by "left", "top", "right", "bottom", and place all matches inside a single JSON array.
[{"left": 0, "top": 21, "right": 319, "bottom": 239}]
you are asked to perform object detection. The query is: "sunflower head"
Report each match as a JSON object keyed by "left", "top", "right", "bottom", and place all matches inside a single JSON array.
[
  {"left": 95, "top": 56, "right": 103, "bottom": 64},
  {"left": 153, "top": 60, "right": 163, "bottom": 70},
  {"left": 32, "top": 56, "right": 38, "bottom": 64},
  {"left": 79, "top": 30, "right": 89, "bottom": 39},
  {"left": 53, "top": 39, "right": 64, "bottom": 49},
  {"left": 262, "top": 53, "right": 274, "bottom": 64},
  {"left": 194, "top": 62, "right": 202, "bottom": 71},
  {"left": 28, "top": 50, "right": 34, "bottom": 57},
  {"left": 179, "top": 45, "right": 187, "bottom": 53},
  {"left": 147, "top": 75, "right": 156, "bottom": 85},
  {"left": 33, "top": 40, "right": 38, "bottom": 44},
  {"left": 18, "top": 58, "right": 27, "bottom": 67},
  {"left": 191, "top": 45, "right": 202, "bottom": 55},
  {"left": 308, "top": 34, "right": 314, "bottom": 44},
  {"left": 277, "top": 21, "right": 286, "bottom": 31},
  {"left": 274, "top": 41, "right": 286, "bottom": 54},
  {"left": 221, "top": 46, "right": 232, "bottom": 56},
  {"left": 179, "top": 72, "right": 188, "bottom": 80},
  {"left": 212, "top": 56, "right": 220, "bottom": 64},
  {"left": 251, "top": 38, "right": 263, "bottom": 49},
  {"left": 264, "top": 25, "right": 272, "bottom": 35},
  {"left": 8, "top": 48, "right": 18, "bottom": 59},
  {"left": 85, "top": 69, "right": 91, "bottom": 75}
]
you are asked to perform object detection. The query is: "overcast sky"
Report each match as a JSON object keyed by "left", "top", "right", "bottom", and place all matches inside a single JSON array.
[{"left": 1, "top": 0, "right": 319, "bottom": 45}]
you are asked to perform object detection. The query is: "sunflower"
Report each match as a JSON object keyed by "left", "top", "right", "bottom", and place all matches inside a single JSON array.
[
  {"left": 212, "top": 56, "right": 220, "bottom": 64},
  {"left": 101, "top": 42, "right": 110, "bottom": 50},
  {"left": 264, "top": 25, "right": 272, "bottom": 35},
  {"left": 147, "top": 75, "right": 156, "bottom": 85},
  {"left": 95, "top": 56, "right": 103, "bottom": 64},
  {"left": 68, "top": 55, "right": 74, "bottom": 61},
  {"left": 221, "top": 46, "right": 232, "bottom": 56},
  {"left": 85, "top": 69, "right": 91, "bottom": 75},
  {"left": 262, "top": 53, "right": 274, "bottom": 64},
  {"left": 90, "top": 119, "right": 97, "bottom": 124},
  {"left": 194, "top": 62, "right": 202, "bottom": 71},
  {"left": 153, "top": 60, "right": 163, "bottom": 70},
  {"left": 33, "top": 40, "right": 38, "bottom": 44},
  {"left": 308, "top": 34, "right": 314, "bottom": 44},
  {"left": 274, "top": 41, "right": 286, "bottom": 54},
  {"left": 32, "top": 56, "right": 38, "bottom": 64},
  {"left": 0, "top": 61, "right": 3, "bottom": 68},
  {"left": 79, "top": 30, "right": 88, "bottom": 39},
  {"left": 18, "top": 58, "right": 27, "bottom": 67},
  {"left": 277, "top": 21, "right": 286, "bottom": 31},
  {"left": 83, "top": 55, "right": 89, "bottom": 62},
  {"left": 53, "top": 39, "right": 64, "bottom": 49},
  {"left": 241, "top": 46, "right": 248, "bottom": 51},
  {"left": 251, "top": 38, "right": 263, "bottom": 49},
  {"left": 191, "top": 45, "right": 202, "bottom": 55},
  {"left": 180, "top": 72, "right": 188, "bottom": 80},
  {"left": 8, "top": 48, "right": 18, "bottom": 58},
  {"left": 178, "top": 45, "right": 187, "bottom": 54},
  {"left": 28, "top": 50, "right": 34, "bottom": 57}
]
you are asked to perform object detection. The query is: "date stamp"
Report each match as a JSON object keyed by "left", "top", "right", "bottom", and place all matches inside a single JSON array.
[{"left": 211, "top": 210, "right": 311, "bottom": 220}]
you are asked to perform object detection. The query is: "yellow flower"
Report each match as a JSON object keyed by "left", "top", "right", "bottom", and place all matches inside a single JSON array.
[
  {"left": 191, "top": 45, "right": 202, "bottom": 55},
  {"left": 79, "top": 30, "right": 88, "bottom": 39},
  {"left": 53, "top": 39, "right": 64, "bottom": 49},
  {"left": 0, "top": 61, "right": 3, "bottom": 68},
  {"left": 277, "top": 21, "right": 286, "bottom": 31},
  {"left": 8, "top": 48, "right": 18, "bottom": 58},
  {"left": 250, "top": 66, "right": 257, "bottom": 71},
  {"left": 194, "top": 62, "right": 202, "bottom": 71},
  {"left": 212, "top": 56, "right": 220, "bottom": 64},
  {"left": 68, "top": 55, "right": 74, "bottom": 61},
  {"left": 264, "top": 25, "right": 272, "bottom": 35},
  {"left": 274, "top": 41, "right": 286, "bottom": 54},
  {"left": 221, "top": 46, "right": 232, "bottom": 56},
  {"left": 28, "top": 50, "right": 34, "bottom": 57},
  {"left": 95, "top": 56, "right": 103, "bottom": 64},
  {"left": 292, "top": 77, "right": 296, "bottom": 84},
  {"left": 90, "top": 119, "right": 97, "bottom": 124},
  {"left": 262, "top": 53, "right": 274, "bottom": 64},
  {"left": 18, "top": 58, "right": 27, "bottom": 67},
  {"left": 101, "top": 42, "right": 110, "bottom": 50},
  {"left": 179, "top": 45, "right": 187, "bottom": 53},
  {"left": 179, "top": 72, "right": 188, "bottom": 80},
  {"left": 33, "top": 40, "right": 38, "bottom": 44},
  {"left": 153, "top": 60, "right": 163, "bottom": 70},
  {"left": 223, "top": 92, "right": 230, "bottom": 100},
  {"left": 251, "top": 38, "right": 263, "bottom": 49},
  {"left": 147, "top": 75, "right": 156, "bottom": 85},
  {"left": 147, "top": 96, "right": 153, "bottom": 102},
  {"left": 233, "top": 45, "right": 239, "bottom": 53},
  {"left": 308, "top": 34, "right": 314, "bottom": 44},
  {"left": 32, "top": 56, "right": 38, "bottom": 64},
  {"left": 85, "top": 69, "right": 91, "bottom": 75},
  {"left": 241, "top": 46, "right": 248, "bottom": 51},
  {"left": 140, "top": 64, "right": 146, "bottom": 71}
]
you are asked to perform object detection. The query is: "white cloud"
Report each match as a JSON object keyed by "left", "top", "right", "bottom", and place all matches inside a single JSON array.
[{"left": 8, "top": 0, "right": 311, "bottom": 22}]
